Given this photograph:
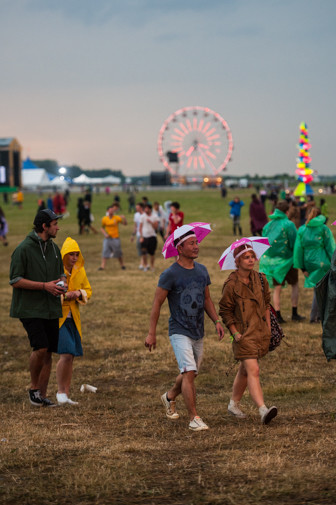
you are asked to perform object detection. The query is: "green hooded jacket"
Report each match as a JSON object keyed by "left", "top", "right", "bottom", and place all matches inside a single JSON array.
[
  {"left": 259, "top": 209, "right": 297, "bottom": 286},
  {"left": 316, "top": 249, "right": 336, "bottom": 361},
  {"left": 9, "top": 231, "right": 64, "bottom": 319},
  {"left": 293, "top": 215, "right": 335, "bottom": 288}
]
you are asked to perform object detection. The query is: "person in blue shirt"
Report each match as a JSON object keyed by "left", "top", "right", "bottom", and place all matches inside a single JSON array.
[{"left": 229, "top": 196, "right": 244, "bottom": 236}]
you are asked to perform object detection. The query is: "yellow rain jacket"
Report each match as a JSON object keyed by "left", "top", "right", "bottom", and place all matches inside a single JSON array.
[{"left": 59, "top": 237, "right": 92, "bottom": 338}]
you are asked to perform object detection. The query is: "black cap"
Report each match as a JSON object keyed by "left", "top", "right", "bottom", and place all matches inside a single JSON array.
[{"left": 33, "top": 209, "right": 63, "bottom": 226}]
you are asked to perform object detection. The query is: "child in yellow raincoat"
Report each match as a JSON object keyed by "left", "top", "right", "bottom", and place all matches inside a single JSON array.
[{"left": 56, "top": 237, "right": 92, "bottom": 405}]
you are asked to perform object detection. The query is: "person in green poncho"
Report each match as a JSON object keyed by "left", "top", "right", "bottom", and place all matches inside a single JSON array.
[
  {"left": 259, "top": 200, "right": 305, "bottom": 324},
  {"left": 293, "top": 208, "right": 335, "bottom": 323},
  {"left": 320, "top": 198, "right": 329, "bottom": 224}
]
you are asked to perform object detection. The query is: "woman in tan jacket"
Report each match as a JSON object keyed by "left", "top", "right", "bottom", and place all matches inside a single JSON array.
[{"left": 219, "top": 243, "right": 278, "bottom": 424}]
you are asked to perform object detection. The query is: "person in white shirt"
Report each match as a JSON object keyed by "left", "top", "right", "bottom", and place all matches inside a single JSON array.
[
  {"left": 131, "top": 203, "right": 145, "bottom": 270},
  {"left": 139, "top": 204, "right": 159, "bottom": 271},
  {"left": 153, "top": 201, "right": 167, "bottom": 242}
]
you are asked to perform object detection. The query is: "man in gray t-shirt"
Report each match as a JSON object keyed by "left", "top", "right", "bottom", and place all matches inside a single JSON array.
[
  {"left": 145, "top": 230, "right": 224, "bottom": 432},
  {"left": 158, "top": 262, "right": 210, "bottom": 340}
]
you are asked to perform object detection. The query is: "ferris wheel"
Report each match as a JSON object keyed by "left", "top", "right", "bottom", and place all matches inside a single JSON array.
[{"left": 157, "top": 106, "right": 233, "bottom": 177}]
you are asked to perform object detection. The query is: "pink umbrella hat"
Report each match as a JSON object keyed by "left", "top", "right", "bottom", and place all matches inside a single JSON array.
[
  {"left": 218, "top": 236, "right": 270, "bottom": 270},
  {"left": 162, "top": 222, "right": 212, "bottom": 259}
]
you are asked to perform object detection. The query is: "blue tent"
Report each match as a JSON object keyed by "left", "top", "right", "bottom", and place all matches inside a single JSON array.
[{"left": 23, "top": 157, "right": 38, "bottom": 169}]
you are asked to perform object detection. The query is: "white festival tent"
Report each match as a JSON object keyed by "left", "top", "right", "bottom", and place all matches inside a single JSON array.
[
  {"left": 72, "top": 173, "right": 121, "bottom": 185},
  {"left": 49, "top": 177, "right": 69, "bottom": 188},
  {"left": 102, "top": 175, "right": 122, "bottom": 184},
  {"left": 22, "top": 169, "right": 51, "bottom": 189}
]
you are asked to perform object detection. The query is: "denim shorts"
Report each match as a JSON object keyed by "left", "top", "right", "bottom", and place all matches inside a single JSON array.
[{"left": 169, "top": 334, "right": 203, "bottom": 374}]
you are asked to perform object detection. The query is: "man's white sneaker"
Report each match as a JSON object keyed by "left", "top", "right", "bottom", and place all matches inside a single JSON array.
[
  {"left": 261, "top": 406, "right": 277, "bottom": 425},
  {"left": 56, "top": 393, "right": 79, "bottom": 405},
  {"left": 189, "top": 416, "right": 209, "bottom": 431},
  {"left": 161, "top": 393, "right": 179, "bottom": 419},
  {"left": 228, "top": 402, "right": 247, "bottom": 419}
]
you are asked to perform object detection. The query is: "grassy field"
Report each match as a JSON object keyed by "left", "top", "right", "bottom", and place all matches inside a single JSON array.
[{"left": 1, "top": 187, "right": 336, "bottom": 505}]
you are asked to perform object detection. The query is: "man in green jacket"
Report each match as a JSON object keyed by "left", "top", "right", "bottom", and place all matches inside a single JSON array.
[
  {"left": 259, "top": 201, "right": 305, "bottom": 323},
  {"left": 9, "top": 209, "right": 67, "bottom": 407}
]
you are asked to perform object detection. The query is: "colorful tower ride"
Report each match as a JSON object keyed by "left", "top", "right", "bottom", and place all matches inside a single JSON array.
[{"left": 294, "top": 122, "right": 314, "bottom": 196}]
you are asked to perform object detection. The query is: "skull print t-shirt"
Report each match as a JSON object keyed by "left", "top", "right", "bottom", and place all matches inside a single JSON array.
[{"left": 158, "top": 262, "right": 211, "bottom": 340}]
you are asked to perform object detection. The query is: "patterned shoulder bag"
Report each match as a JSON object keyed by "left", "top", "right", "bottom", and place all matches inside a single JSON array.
[{"left": 258, "top": 272, "right": 286, "bottom": 352}]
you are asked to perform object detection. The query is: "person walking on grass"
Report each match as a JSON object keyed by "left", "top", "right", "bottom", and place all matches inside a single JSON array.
[
  {"left": 131, "top": 202, "right": 145, "bottom": 270},
  {"left": 139, "top": 203, "right": 159, "bottom": 272},
  {"left": 293, "top": 208, "right": 335, "bottom": 323},
  {"left": 145, "top": 228, "right": 224, "bottom": 431},
  {"left": 9, "top": 209, "right": 67, "bottom": 407},
  {"left": 229, "top": 196, "right": 244, "bottom": 236},
  {"left": 249, "top": 194, "right": 268, "bottom": 236},
  {"left": 259, "top": 200, "right": 305, "bottom": 324},
  {"left": 219, "top": 243, "right": 278, "bottom": 425},
  {"left": 165, "top": 201, "right": 184, "bottom": 238},
  {"left": 0, "top": 206, "right": 9, "bottom": 246},
  {"left": 98, "top": 202, "right": 127, "bottom": 271},
  {"left": 56, "top": 237, "right": 92, "bottom": 405}
]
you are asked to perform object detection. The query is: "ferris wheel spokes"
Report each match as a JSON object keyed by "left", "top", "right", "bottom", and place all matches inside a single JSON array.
[{"left": 157, "top": 106, "right": 233, "bottom": 176}]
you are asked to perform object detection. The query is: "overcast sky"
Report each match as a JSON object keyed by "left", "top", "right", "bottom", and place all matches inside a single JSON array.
[{"left": 1, "top": 0, "right": 335, "bottom": 176}]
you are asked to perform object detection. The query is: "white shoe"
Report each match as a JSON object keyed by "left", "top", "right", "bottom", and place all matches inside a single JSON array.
[
  {"left": 261, "top": 406, "right": 277, "bottom": 425},
  {"left": 189, "top": 416, "right": 209, "bottom": 431},
  {"left": 161, "top": 392, "right": 179, "bottom": 419},
  {"left": 56, "top": 392, "right": 79, "bottom": 405},
  {"left": 66, "top": 397, "right": 79, "bottom": 405},
  {"left": 228, "top": 402, "right": 247, "bottom": 419}
]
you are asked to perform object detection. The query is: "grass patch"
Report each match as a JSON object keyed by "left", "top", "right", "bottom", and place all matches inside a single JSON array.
[{"left": 1, "top": 188, "right": 336, "bottom": 504}]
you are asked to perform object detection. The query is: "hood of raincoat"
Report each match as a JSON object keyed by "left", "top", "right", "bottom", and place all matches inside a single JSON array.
[
  {"left": 61, "top": 237, "right": 84, "bottom": 273},
  {"left": 268, "top": 209, "right": 287, "bottom": 220},
  {"left": 306, "top": 215, "right": 326, "bottom": 227},
  {"left": 59, "top": 237, "right": 91, "bottom": 338},
  {"left": 293, "top": 216, "right": 335, "bottom": 288}
]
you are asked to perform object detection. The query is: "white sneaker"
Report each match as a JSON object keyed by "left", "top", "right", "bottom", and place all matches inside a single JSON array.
[
  {"left": 228, "top": 402, "right": 247, "bottom": 419},
  {"left": 161, "top": 392, "right": 179, "bottom": 419},
  {"left": 189, "top": 416, "right": 209, "bottom": 431},
  {"left": 56, "top": 393, "right": 79, "bottom": 405},
  {"left": 261, "top": 406, "right": 277, "bottom": 425},
  {"left": 66, "top": 397, "right": 79, "bottom": 405}
]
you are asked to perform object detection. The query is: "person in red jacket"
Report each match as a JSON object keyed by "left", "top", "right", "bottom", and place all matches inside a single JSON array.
[
  {"left": 52, "top": 191, "right": 66, "bottom": 215},
  {"left": 165, "top": 201, "right": 184, "bottom": 238}
]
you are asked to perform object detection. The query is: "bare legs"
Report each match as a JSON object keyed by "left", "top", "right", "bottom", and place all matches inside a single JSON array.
[
  {"left": 291, "top": 282, "right": 299, "bottom": 307},
  {"left": 167, "top": 371, "right": 198, "bottom": 420},
  {"left": 141, "top": 253, "right": 155, "bottom": 270},
  {"left": 273, "top": 283, "right": 299, "bottom": 311},
  {"left": 100, "top": 256, "right": 125, "bottom": 270},
  {"left": 56, "top": 354, "right": 74, "bottom": 396},
  {"left": 273, "top": 285, "right": 281, "bottom": 311},
  {"left": 231, "top": 359, "right": 264, "bottom": 408},
  {"left": 29, "top": 348, "right": 52, "bottom": 398}
]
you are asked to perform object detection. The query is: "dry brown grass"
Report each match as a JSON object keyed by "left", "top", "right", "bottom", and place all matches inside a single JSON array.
[{"left": 1, "top": 189, "right": 336, "bottom": 504}]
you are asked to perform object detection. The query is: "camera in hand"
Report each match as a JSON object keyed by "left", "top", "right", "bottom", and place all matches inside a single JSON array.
[{"left": 56, "top": 280, "right": 66, "bottom": 290}]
